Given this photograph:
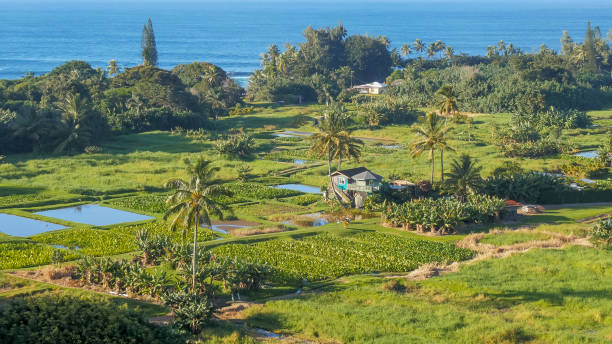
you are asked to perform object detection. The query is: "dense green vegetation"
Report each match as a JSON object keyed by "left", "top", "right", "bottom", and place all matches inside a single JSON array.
[
  {"left": 1, "top": 21, "right": 612, "bottom": 344},
  {"left": 214, "top": 232, "right": 473, "bottom": 283},
  {"left": 0, "top": 293, "right": 182, "bottom": 344}
]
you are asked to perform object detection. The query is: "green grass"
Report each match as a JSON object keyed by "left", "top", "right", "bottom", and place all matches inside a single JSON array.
[
  {"left": 524, "top": 204, "right": 612, "bottom": 225},
  {"left": 480, "top": 231, "right": 552, "bottom": 246},
  {"left": 213, "top": 231, "right": 473, "bottom": 283},
  {"left": 243, "top": 246, "right": 612, "bottom": 343}
]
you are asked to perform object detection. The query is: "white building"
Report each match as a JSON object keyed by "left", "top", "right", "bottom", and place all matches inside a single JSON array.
[{"left": 351, "top": 82, "right": 386, "bottom": 95}]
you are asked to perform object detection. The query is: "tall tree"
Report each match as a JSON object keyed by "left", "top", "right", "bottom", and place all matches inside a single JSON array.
[
  {"left": 106, "top": 60, "right": 120, "bottom": 77},
  {"left": 401, "top": 43, "right": 412, "bottom": 56},
  {"left": 164, "top": 157, "right": 230, "bottom": 291},
  {"left": 410, "top": 112, "right": 453, "bottom": 184},
  {"left": 55, "top": 93, "right": 91, "bottom": 153},
  {"left": 141, "top": 18, "right": 158, "bottom": 67},
  {"left": 444, "top": 46, "right": 455, "bottom": 61},
  {"left": 445, "top": 154, "right": 482, "bottom": 201},
  {"left": 560, "top": 31, "right": 574, "bottom": 56},
  {"left": 435, "top": 85, "right": 459, "bottom": 117},
  {"left": 413, "top": 39, "right": 426, "bottom": 58},
  {"left": 583, "top": 21, "right": 598, "bottom": 73},
  {"left": 309, "top": 103, "right": 351, "bottom": 186}
]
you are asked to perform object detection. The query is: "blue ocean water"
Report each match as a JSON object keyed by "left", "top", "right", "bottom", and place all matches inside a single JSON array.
[{"left": 1, "top": 0, "right": 612, "bottom": 85}]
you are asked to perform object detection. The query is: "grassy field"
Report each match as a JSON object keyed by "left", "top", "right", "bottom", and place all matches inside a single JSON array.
[
  {"left": 0, "top": 102, "right": 611, "bottom": 343},
  {"left": 242, "top": 246, "right": 612, "bottom": 343}
]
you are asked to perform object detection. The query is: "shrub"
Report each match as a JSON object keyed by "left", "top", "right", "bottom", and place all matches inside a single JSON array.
[
  {"left": 164, "top": 291, "right": 214, "bottom": 334},
  {"left": 215, "top": 132, "right": 255, "bottom": 158},
  {"left": 0, "top": 294, "right": 182, "bottom": 344},
  {"left": 481, "top": 172, "right": 566, "bottom": 203},
  {"left": 590, "top": 218, "right": 612, "bottom": 248}
]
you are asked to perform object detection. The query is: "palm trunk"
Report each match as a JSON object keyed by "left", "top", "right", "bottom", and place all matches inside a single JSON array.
[
  {"left": 192, "top": 215, "right": 198, "bottom": 292},
  {"left": 431, "top": 149, "right": 435, "bottom": 185},
  {"left": 328, "top": 149, "right": 332, "bottom": 184},
  {"left": 337, "top": 152, "right": 342, "bottom": 171},
  {"left": 440, "top": 150, "right": 444, "bottom": 182}
]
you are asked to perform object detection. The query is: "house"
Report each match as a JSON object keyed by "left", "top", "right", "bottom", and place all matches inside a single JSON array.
[
  {"left": 351, "top": 82, "right": 386, "bottom": 95},
  {"left": 331, "top": 167, "right": 382, "bottom": 208}
]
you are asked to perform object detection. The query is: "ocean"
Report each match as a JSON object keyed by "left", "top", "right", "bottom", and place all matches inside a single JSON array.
[{"left": 1, "top": 0, "right": 612, "bottom": 86}]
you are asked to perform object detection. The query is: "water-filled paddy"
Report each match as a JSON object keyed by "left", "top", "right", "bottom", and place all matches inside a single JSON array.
[
  {"left": 0, "top": 213, "right": 67, "bottom": 237},
  {"left": 271, "top": 184, "right": 321, "bottom": 193},
  {"left": 34, "top": 204, "right": 154, "bottom": 226},
  {"left": 572, "top": 150, "right": 598, "bottom": 158}
]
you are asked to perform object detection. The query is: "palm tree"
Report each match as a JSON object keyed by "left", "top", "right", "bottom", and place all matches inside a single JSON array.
[
  {"left": 401, "top": 43, "right": 412, "bottom": 57},
  {"left": 334, "top": 132, "right": 363, "bottom": 170},
  {"left": 426, "top": 44, "right": 436, "bottom": 59},
  {"left": 445, "top": 154, "right": 483, "bottom": 201},
  {"left": 410, "top": 112, "right": 453, "bottom": 184},
  {"left": 444, "top": 46, "right": 455, "bottom": 61},
  {"left": 55, "top": 93, "right": 90, "bottom": 154},
  {"left": 497, "top": 40, "right": 506, "bottom": 56},
  {"left": 164, "top": 157, "right": 230, "bottom": 291},
  {"left": 435, "top": 85, "right": 459, "bottom": 118},
  {"left": 413, "top": 39, "right": 426, "bottom": 58},
  {"left": 107, "top": 60, "right": 120, "bottom": 77},
  {"left": 309, "top": 103, "right": 352, "bottom": 185}
]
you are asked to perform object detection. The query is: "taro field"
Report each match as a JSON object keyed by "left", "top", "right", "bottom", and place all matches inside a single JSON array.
[{"left": 213, "top": 231, "right": 474, "bottom": 283}]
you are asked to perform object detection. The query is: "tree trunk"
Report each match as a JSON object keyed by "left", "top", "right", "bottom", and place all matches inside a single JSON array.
[
  {"left": 337, "top": 152, "right": 342, "bottom": 171},
  {"left": 192, "top": 215, "right": 198, "bottom": 292},
  {"left": 440, "top": 149, "right": 444, "bottom": 182},
  {"left": 328, "top": 149, "right": 333, "bottom": 187},
  {"left": 431, "top": 149, "right": 435, "bottom": 185}
]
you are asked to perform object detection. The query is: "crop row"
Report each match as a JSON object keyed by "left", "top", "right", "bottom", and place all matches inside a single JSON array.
[{"left": 213, "top": 232, "right": 473, "bottom": 283}]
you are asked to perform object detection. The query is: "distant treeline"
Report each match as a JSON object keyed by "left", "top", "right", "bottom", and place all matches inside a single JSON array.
[
  {"left": 249, "top": 22, "right": 612, "bottom": 114},
  {"left": 0, "top": 61, "right": 243, "bottom": 155},
  {"left": 0, "top": 18, "right": 243, "bottom": 156}
]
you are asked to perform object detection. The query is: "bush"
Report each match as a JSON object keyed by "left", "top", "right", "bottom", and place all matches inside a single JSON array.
[
  {"left": 164, "top": 291, "right": 214, "bottom": 334},
  {"left": 0, "top": 294, "right": 182, "bottom": 344},
  {"left": 590, "top": 218, "right": 612, "bottom": 248},
  {"left": 215, "top": 133, "right": 255, "bottom": 158},
  {"left": 482, "top": 172, "right": 566, "bottom": 203}
]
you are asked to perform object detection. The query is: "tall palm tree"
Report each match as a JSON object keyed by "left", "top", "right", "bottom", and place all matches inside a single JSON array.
[
  {"left": 413, "top": 39, "right": 426, "bottom": 58},
  {"left": 309, "top": 103, "right": 351, "bottom": 186},
  {"left": 435, "top": 85, "right": 459, "bottom": 117},
  {"left": 164, "top": 157, "right": 230, "bottom": 291},
  {"left": 55, "top": 93, "right": 90, "bottom": 154},
  {"left": 410, "top": 112, "right": 453, "bottom": 184},
  {"left": 334, "top": 132, "right": 363, "bottom": 170},
  {"left": 426, "top": 44, "right": 436, "bottom": 59},
  {"left": 444, "top": 46, "right": 455, "bottom": 61},
  {"left": 401, "top": 43, "right": 412, "bottom": 57},
  {"left": 445, "top": 154, "right": 483, "bottom": 201},
  {"left": 107, "top": 60, "right": 120, "bottom": 77}
]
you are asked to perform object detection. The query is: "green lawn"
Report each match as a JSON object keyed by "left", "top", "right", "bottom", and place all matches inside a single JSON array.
[{"left": 243, "top": 246, "right": 612, "bottom": 343}]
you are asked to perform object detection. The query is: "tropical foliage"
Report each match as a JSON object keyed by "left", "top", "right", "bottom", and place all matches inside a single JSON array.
[
  {"left": 213, "top": 232, "right": 473, "bottom": 283},
  {"left": 382, "top": 194, "right": 505, "bottom": 234},
  {"left": 0, "top": 294, "right": 182, "bottom": 344}
]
